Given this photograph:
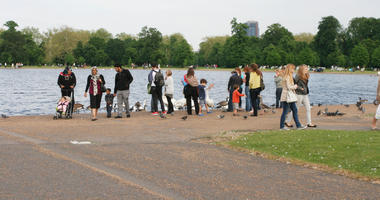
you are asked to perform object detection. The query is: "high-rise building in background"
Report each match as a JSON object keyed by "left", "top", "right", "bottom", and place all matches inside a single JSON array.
[{"left": 245, "top": 21, "right": 259, "bottom": 37}]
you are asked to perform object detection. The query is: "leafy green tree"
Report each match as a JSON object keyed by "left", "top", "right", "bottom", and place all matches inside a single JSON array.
[
  {"left": 0, "top": 21, "right": 27, "bottom": 63},
  {"left": 296, "top": 47, "right": 319, "bottom": 66},
  {"left": 64, "top": 53, "right": 75, "bottom": 65},
  {"left": 371, "top": 47, "right": 380, "bottom": 68},
  {"left": 198, "top": 36, "right": 228, "bottom": 65},
  {"left": 91, "top": 28, "right": 112, "bottom": 41},
  {"left": 262, "top": 23, "right": 293, "bottom": 47},
  {"left": 313, "top": 16, "right": 341, "bottom": 66},
  {"left": 94, "top": 50, "right": 108, "bottom": 66},
  {"left": 4, "top": 21, "right": 18, "bottom": 31},
  {"left": 326, "top": 50, "right": 344, "bottom": 67},
  {"left": 222, "top": 18, "right": 249, "bottom": 67},
  {"left": 294, "top": 33, "right": 314, "bottom": 44},
  {"left": 105, "top": 38, "right": 125, "bottom": 64},
  {"left": 263, "top": 44, "right": 281, "bottom": 66},
  {"left": 136, "top": 26, "right": 163, "bottom": 65},
  {"left": 350, "top": 44, "right": 369, "bottom": 67}
]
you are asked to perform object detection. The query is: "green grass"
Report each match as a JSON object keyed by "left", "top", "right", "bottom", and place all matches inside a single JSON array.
[{"left": 229, "top": 130, "right": 380, "bottom": 179}]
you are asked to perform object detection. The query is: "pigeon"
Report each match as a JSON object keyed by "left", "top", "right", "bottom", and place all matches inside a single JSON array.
[
  {"left": 318, "top": 103, "right": 322, "bottom": 107},
  {"left": 310, "top": 103, "right": 314, "bottom": 106},
  {"left": 324, "top": 107, "right": 328, "bottom": 113},
  {"left": 243, "top": 115, "right": 248, "bottom": 119},
  {"left": 159, "top": 113, "right": 167, "bottom": 119},
  {"left": 271, "top": 109, "right": 276, "bottom": 114},
  {"left": 317, "top": 110, "right": 322, "bottom": 116},
  {"left": 359, "top": 106, "right": 366, "bottom": 113},
  {"left": 344, "top": 104, "right": 350, "bottom": 108},
  {"left": 1, "top": 114, "right": 9, "bottom": 118},
  {"left": 181, "top": 116, "right": 188, "bottom": 120},
  {"left": 217, "top": 115, "right": 225, "bottom": 119}
]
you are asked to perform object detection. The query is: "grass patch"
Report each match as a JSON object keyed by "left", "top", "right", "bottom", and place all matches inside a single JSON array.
[{"left": 229, "top": 129, "right": 380, "bottom": 179}]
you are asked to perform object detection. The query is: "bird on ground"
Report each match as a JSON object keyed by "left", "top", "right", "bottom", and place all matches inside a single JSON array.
[
  {"left": 73, "top": 103, "right": 84, "bottom": 113},
  {"left": 243, "top": 115, "right": 248, "bottom": 119},
  {"left": 344, "top": 104, "right": 350, "bottom": 108},
  {"left": 324, "top": 107, "right": 328, "bottom": 113},
  {"left": 318, "top": 103, "right": 322, "bottom": 107},
  {"left": 358, "top": 97, "right": 368, "bottom": 103},
  {"left": 1, "top": 114, "right": 9, "bottom": 118},
  {"left": 271, "top": 109, "right": 276, "bottom": 114},
  {"left": 317, "top": 110, "right": 322, "bottom": 116},
  {"left": 181, "top": 116, "right": 188, "bottom": 120},
  {"left": 216, "top": 97, "right": 229, "bottom": 108},
  {"left": 310, "top": 103, "right": 314, "bottom": 106},
  {"left": 358, "top": 106, "right": 366, "bottom": 113},
  {"left": 217, "top": 115, "right": 225, "bottom": 119},
  {"left": 159, "top": 113, "right": 167, "bottom": 119}
]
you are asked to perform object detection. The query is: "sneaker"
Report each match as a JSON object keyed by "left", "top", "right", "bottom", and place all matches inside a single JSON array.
[
  {"left": 285, "top": 123, "right": 294, "bottom": 128},
  {"left": 126, "top": 114, "right": 131, "bottom": 118},
  {"left": 198, "top": 113, "right": 204, "bottom": 116},
  {"left": 280, "top": 127, "right": 290, "bottom": 131},
  {"left": 297, "top": 125, "right": 307, "bottom": 130},
  {"left": 162, "top": 111, "right": 167, "bottom": 114},
  {"left": 152, "top": 112, "right": 159, "bottom": 116},
  {"left": 207, "top": 111, "right": 213, "bottom": 114},
  {"left": 115, "top": 116, "right": 122, "bottom": 119},
  {"left": 107, "top": 116, "right": 111, "bottom": 118}
]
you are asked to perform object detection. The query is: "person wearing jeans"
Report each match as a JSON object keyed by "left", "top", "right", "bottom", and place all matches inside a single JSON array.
[
  {"left": 113, "top": 64, "right": 133, "bottom": 118},
  {"left": 148, "top": 65, "right": 165, "bottom": 115},
  {"left": 285, "top": 65, "right": 316, "bottom": 128},
  {"left": 280, "top": 64, "right": 306, "bottom": 130},
  {"left": 243, "top": 66, "right": 252, "bottom": 112}
]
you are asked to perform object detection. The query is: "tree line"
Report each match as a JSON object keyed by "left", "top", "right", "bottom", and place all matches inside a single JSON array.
[{"left": 1, "top": 16, "right": 380, "bottom": 68}]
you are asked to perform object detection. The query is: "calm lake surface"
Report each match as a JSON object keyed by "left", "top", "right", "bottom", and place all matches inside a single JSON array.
[{"left": 0, "top": 68, "right": 377, "bottom": 116}]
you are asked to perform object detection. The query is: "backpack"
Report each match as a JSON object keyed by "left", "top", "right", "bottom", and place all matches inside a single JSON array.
[{"left": 154, "top": 70, "right": 165, "bottom": 87}]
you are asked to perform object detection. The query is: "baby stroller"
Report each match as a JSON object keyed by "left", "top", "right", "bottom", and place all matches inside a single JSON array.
[{"left": 53, "top": 90, "right": 74, "bottom": 119}]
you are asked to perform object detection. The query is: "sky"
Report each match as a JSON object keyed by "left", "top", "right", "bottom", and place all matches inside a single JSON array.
[{"left": 1, "top": 0, "right": 379, "bottom": 50}]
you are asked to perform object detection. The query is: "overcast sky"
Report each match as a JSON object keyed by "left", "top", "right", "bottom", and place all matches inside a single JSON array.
[{"left": 1, "top": 0, "right": 379, "bottom": 50}]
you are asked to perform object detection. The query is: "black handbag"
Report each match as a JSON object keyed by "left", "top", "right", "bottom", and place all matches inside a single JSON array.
[{"left": 101, "top": 83, "right": 106, "bottom": 93}]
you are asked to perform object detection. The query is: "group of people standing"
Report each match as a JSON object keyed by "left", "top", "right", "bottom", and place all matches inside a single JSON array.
[
  {"left": 57, "top": 63, "right": 318, "bottom": 130},
  {"left": 57, "top": 64, "right": 133, "bottom": 121}
]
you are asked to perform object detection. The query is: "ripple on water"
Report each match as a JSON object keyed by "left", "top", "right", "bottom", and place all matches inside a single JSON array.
[{"left": 0, "top": 69, "right": 377, "bottom": 116}]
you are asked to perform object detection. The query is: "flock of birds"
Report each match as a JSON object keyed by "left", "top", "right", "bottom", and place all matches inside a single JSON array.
[{"left": 0, "top": 97, "right": 372, "bottom": 120}]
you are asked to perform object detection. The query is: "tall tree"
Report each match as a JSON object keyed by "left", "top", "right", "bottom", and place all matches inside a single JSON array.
[
  {"left": 350, "top": 44, "right": 369, "bottom": 67},
  {"left": 136, "top": 26, "right": 163, "bottom": 65},
  {"left": 222, "top": 18, "right": 249, "bottom": 67},
  {"left": 313, "top": 16, "right": 342, "bottom": 66}
]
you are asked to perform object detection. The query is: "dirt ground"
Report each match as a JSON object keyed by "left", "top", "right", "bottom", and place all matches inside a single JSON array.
[{"left": 0, "top": 103, "right": 379, "bottom": 199}]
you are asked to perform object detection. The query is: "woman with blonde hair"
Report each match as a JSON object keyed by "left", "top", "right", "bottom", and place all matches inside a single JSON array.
[
  {"left": 286, "top": 65, "right": 316, "bottom": 128},
  {"left": 280, "top": 64, "right": 306, "bottom": 130}
]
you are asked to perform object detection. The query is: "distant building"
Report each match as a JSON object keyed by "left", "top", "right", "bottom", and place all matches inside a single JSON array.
[{"left": 245, "top": 21, "right": 259, "bottom": 37}]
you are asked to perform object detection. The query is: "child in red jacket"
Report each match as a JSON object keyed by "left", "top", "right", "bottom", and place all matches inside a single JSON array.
[{"left": 232, "top": 84, "right": 245, "bottom": 116}]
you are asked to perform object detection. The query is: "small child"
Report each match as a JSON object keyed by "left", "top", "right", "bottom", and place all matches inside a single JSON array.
[
  {"left": 198, "top": 79, "right": 214, "bottom": 116},
  {"left": 57, "top": 96, "right": 71, "bottom": 114},
  {"left": 232, "top": 84, "right": 245, "bottom": 116},
  {"left": 105, "top": 88, "right": 114, "bottom": 118}
]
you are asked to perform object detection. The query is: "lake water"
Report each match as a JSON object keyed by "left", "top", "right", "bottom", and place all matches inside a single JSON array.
[{"left": 0, "top": 68, "right": 378, "bottom": 116}]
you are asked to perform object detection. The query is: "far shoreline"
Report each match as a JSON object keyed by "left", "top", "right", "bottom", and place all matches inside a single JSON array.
[{"left": 1, "top": 66, "right": 378, "bottom": 75}]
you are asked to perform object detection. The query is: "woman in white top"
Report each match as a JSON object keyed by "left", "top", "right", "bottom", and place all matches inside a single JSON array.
[{"left": 164, "top": 70, "right": 174, "bottom": 114}]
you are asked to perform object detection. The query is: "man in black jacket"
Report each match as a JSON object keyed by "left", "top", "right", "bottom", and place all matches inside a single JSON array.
[
  {"left": 57, "top": 66, "right": 76, "bottom": 97},
  {"left": 114, "top": 64, "right": 133, "bottom": 118},
  {"left": 227, "top": 70, "right": 242, "bottom": 111}
]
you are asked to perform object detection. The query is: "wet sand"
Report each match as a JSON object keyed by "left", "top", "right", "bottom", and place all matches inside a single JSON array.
[{"left": 0, "top": 104, "right": 379, "bottom": 199}]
